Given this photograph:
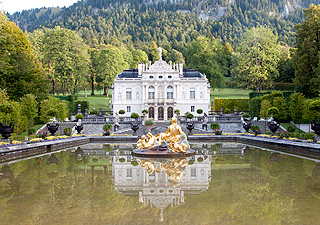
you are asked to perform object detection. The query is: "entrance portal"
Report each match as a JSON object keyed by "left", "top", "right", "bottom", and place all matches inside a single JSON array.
[
  {"left": 158, "top": 107, "right": 164, "bottom": 120},
  {"left": 167, "top": 107, "right": 173, "bottom": 120},
  {"left": 149, "top": 107, "right": 154, "bottom": 119}
]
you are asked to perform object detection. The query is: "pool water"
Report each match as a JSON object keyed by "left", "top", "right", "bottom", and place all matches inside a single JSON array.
[{"left": 0, "top": 142, "right": 320, "bottom": 225}]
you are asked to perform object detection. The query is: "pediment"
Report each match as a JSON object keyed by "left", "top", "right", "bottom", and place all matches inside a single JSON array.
[{"left": 147, "top": 60, "right": 176, "bottom": 73}]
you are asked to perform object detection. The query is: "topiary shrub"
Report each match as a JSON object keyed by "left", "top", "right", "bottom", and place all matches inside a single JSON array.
[
  {"left": 89, "top": 109, "right": 98, "bottom": 115},
  {"left": 197, "top": 157, "right": 204, "bottom": 162},
  {"left": 75, "top": 113, "right": 83, "bottom": 120},
  {"left": 174, "top": 109, "right": 180, "bottom": 115},
  {"left": 29, "top": 128, "right": 37, "bottom": 135},
  {"left": 287, "top": 124, "right": 296, "bottom": 133},
  {"left": 64, "top": 127, "right": 72, "bottom": 136},
  {"left": 119, "top": 109, "right": 125, "bottom": 114},
  {"left": 224, "top": 108, "right": 231, "bottom": 114},
  {"left": 119, "top": 158, "right": 126, "bottom": 163},
  {"left": 250, "top": 125, "right": 261, "bottom": 136},
  {"left": 197, "top": 109, "right": 203, "bottom": 114},
  {"left": 242, "top": 113, "right": 251, "bottom": 119},
  {"left": 186, "top": 113, "right": 194, "bottom": 120},
  {"left": 131, "top": 112, "right": 140, "bottom": 120},
  {"left": 142, "top": 109, "right": 148, "bottom": 115},
  {"left": 210, "top": 123, "right": 220, "bottom": 130},
  {"left": 103, "top": 124, "right": 112, "bottom": 132}
]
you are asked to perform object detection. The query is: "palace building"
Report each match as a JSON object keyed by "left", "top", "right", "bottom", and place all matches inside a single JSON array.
[{"left": 112, "top": 48, "right": 211, "bottom": 121}]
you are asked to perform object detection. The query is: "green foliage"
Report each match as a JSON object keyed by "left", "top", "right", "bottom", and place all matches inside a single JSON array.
[
  {"left": 119, "top": 110, "right": 125, "bottom": 114},
  {"left": 40, "top": 97, "right": 69, "bottom": 122},
  {"left": 273, "top": 96, "right": 287, "bottom": 122},
  {"left": 250, "top": 125, "right": 261, "bottom": 135},
  {"left": 196, "top": 109, "right": 203, "bottom": 114},
  {"left": 210, "top": 123, "right": 220, "bottom": 130},
  {"left": 186, "top": 113, "right": 194, "bottom": 120},
  {"left": 73, "top": 101, "right": 89, "bottom": 113},
  {"left": 103, "top": 123, "right": 112, "bottom": 132},
  {"left": 214, "top": 98, "right": 249, "bottom": 112},
  {"left": 29, "top": 128, "right": 37, "bottom": 135},
  {"left": 0, "top": 13, "right": 47, "bottom": 101},
  {"left": 174, "top": 109, "right": 180, "bottom": 115},
  {"left": 289, "top": 92, "right": 305, "bottom": 123},
  {"left": 293, "top": 4, "right": 320, "bottom": 97},
  {"left": 75, "top": 113, "right": 83, "bottom": 120},
  {"left": 0, "top": 102, "right": 14, "bottom": 114},
  {"left": 89, "top": 109, "right": 98, "bottom": 115},
  {"left": 142, "top": 109, "right": 148, "bottom": 115},
  {"left": 267, "top": 107, "right": 280, "bottom": 119},
  {"left": 20, "top": 94, "right": 38, "bottom": 119},
  {"left": 186, "top": 36, "right": 230, "bottom": 90},
  {"left": 47, "top": 109, "right": 58, "bottom": 117},
  {"left": 130, "top": 113, "right": 139, "bottom": 119},
  {"left": 287, "top": 125, "right": 296, "bottom": 133},
  {"left": 242, "top": 113, "right": 251, "bottom": 119},
  {"left": 232, "top": 26, "right": 280, "bottom": 92},
  {"left": 144, "top": 119, "right": 154, "bottom": 126},
  {"left": 29, "top": 27, "right": 90, "bottom": 95},
  {"left": 260, "top": 100, "right": 271, "bottom": 119},
  {"left": 224, "top": 109, "right": 231, "bottom": 114},
  {"left": 63, "top": 127, "right": 72, "bottom": 136},
  {"left": 250, "top": 97, "right": 262, "bottom": 118},
  {"left": 308, "top": 100, "right": 320, "bottom": 120}
]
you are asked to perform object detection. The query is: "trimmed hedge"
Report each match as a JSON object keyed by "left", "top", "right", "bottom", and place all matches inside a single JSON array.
[
  {"left": 214, "top": 98, "right": 250, "bottom": 112},
  {"left": 73, "top": 101, "right": 89, "bottom": 113}
]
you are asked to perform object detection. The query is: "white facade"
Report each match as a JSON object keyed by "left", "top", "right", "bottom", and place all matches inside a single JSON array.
[{"left": 112, "top": 49, "right": 211, "bottom": 121}]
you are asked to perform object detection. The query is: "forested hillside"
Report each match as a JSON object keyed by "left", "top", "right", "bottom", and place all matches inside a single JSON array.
[{"left": 7, "top": 0, "right": 320, "bottom": 48}]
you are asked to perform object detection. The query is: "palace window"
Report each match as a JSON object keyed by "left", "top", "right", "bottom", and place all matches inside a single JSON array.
[
  {"left": 127, "top": 106, "right": 131, "bottom": 113},
  {"left": 149, "top": 86, "right": 155, "bottom": 99},
  {"left": 167, "top": 86, "right": 173, "bottom": 99},
  {"left": 191, "top": 106, "right": 195, "bottom": 112},
  {"left": 126, "top": 88, "right": 132, "bottom": 99},
  {"left": 190, "top": 88, "right": 195, "bottom": 99}
]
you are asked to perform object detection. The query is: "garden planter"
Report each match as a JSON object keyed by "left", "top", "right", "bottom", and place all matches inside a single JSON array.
[
  {"left": 187, "top": 123, "right": 194, "bottom": 134},
  {"left": 47, "top": 123, "right": 59, "bottom": 136},
  {"left": 267, "top": 121, "right": 279, "bottom": 133},
  {"left": 131, "top": 123, "right": 139, "bottom": 135},
  {"left": 243, "top": 122, "right": 251, "bottom": 133},
  {"left": 311, "top": 120, "right": 320, "bottom": 135},
  {"left": 75, "top": 124, "right": 83, "bottom": 134},
  {"left": 0, "top": 122, "right": 14, "bottom": 139}
]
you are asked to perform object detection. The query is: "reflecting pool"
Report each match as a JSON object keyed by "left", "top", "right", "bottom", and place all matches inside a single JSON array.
[{"left": 0, "top": 142, "right": 320, "bottom": 224}]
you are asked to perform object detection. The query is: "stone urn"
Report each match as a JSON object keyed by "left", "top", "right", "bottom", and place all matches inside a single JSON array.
[
  {"left": 186, "top": 123, "right": 194, "bottom": 135},
  {"left": 47, "top": 123, "right": 59, "bottom": 136},
  {"left": 75, "top": 124, "right": 83, "bottom": 134},
  {"left": 310, "top": 120, "right": 320, "bottom": 135},
  {"left": 267, "top": 121, "right": 280, "bottom": 133},
  {"left": 0, "top": 122, "right": 14, "bottom": 139},
  {"left": 243, "top": 122, "right": 251, "bottom": 133},
  {"left": 131, "top": 123, "right": 139, "bottom": 135}
]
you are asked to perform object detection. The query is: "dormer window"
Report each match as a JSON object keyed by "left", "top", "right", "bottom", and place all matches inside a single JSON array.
[
  {"left": 168, "top": 76, "right": 172, "bottom": 79},
  {"left": 159, "top": 76, "right": 163, "bottom": 79},
  {"left": 149, "top": 76, "right": 154, "bottom": 79}
]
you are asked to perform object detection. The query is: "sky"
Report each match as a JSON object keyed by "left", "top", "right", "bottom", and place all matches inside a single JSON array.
[{"left": 1, "top": 0, "right": 79, "bottom": 14}]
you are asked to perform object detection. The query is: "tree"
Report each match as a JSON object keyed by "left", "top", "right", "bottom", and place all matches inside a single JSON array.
[
  {"left": 96, "top": 46, "right": 127, "bottom": 96},
  {"left": 186, "top": 36, "right": 230, "bottom": 90},
  {"left": 20, "top": 94, "right": 38, "bottom": 137},
  {"left": 289, "top": 92, "right": 305, "bottom": 124},
  {"left": 293, "top": 4, "right": 320, "bottom": 97},
  {"left": 131, "top": 49, "right": 149, "bottom": 68},
  {"left": 30, "top": 27, "right": 90, "bottom": 95},
  {"left": 232, "top": 26, "right": 280, "bottom": 92},
  {"left": 167, "top": 49, "right": 185, "bottom": 64},
  {"left": 0, "top": 13, "right": 47, "bottom": 101}
]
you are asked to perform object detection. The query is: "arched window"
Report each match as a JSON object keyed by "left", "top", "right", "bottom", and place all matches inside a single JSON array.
[
  {"left": 167, "top": 86, "right": 173, "bottom": 99},
  {"left": 148, "top": 86, "right": 155, "bottom": 99}
]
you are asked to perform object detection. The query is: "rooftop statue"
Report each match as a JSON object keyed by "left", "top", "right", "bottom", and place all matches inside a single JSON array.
[{"left": 133, "top": 117, "right": 194, "bottom": 157}]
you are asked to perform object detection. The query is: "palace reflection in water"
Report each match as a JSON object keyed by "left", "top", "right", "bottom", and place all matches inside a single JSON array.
[{"left": 0, "top": 142, "right": 320, "bottom": 224}]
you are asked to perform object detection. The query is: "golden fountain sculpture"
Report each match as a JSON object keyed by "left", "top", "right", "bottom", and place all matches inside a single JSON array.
[{"left": 136, "top": 117, "right": 190, "bottom": 154}]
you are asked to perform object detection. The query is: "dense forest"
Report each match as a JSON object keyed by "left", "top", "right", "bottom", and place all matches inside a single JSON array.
[{"left": 7, "top": 0, "right": 320, "bottom": 49}]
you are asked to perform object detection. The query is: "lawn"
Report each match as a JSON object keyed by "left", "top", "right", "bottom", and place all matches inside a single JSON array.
[
  {"left": 77, "top": 95, "right": 111, "bottom": 111},
  {"left": 211, "top": 88, "right": 251, "bottom": 99}
]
